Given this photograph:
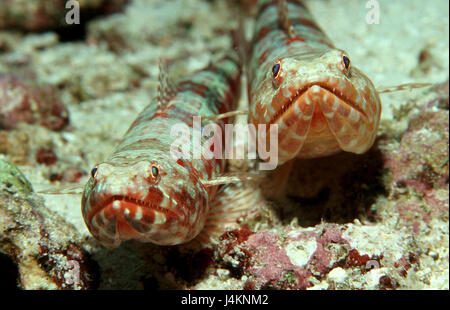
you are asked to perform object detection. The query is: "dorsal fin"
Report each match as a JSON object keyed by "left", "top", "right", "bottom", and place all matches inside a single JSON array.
[
  {"left": 277, "top": 0, "right": 296, "bottom": 38},
  {"left": 376, "top": 82, "right": 432, "bottom": 94},
  {"left": 157, "top": 58, "right": 177, "bottom": 107}
]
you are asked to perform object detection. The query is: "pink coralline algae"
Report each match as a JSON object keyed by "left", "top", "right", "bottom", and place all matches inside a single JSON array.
[
  {"left": 305, "top": 226, "right": 350, "bottom": 276},
  {"left": 386, "top": 110, "right": 449, "bottom": 194},
  {"left": 0, "top": 74, "right": 69, "bottom": 130},
  {"left": 384, "top": 80, "right": 449, "bottom": 234},
  {"left": 243, "top": 232, "right": 312, "bottom": 289},
  {"left": 213, "top": 223, "right": 401, "bottom": 289},
  {"left": 216, "top": 225, "right": 355, "bottom": 289},
  {"left": 393, "top": 81, "right": 448, "bottom": 188}
]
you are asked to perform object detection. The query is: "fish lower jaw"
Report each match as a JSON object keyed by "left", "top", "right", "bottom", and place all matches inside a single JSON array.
[
  {"left": 85, "top": 194, "right": 184, "bottom": 247},
  {"left": 269, "top": 83, "right": 364, "bottom": 127}
]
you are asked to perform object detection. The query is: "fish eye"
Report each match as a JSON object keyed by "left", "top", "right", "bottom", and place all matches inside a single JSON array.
[
  {"left": 342, "top": 55, "right": 350, "bottom": 69},
  {"left": 91, "top": 165, "right": 98, "bottom": 178},
  {"left": 151, "top": 165, "right": 159, "bottom": 178},
  {"left": 272, "top": 63, "right": 281, "bottom": 78}
]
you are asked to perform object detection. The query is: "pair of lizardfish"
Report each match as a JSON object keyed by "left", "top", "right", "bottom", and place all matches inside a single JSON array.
[{"left": 79, "top": 0, "right": 428, "bottom": 248}]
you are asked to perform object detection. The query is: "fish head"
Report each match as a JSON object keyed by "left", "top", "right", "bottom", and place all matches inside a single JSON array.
[
  {"left": 250, "top": 48, "right": 381, "bottom": 163},
  {"left": 81, "top": 156, "right": 210, "bottom": 248}
]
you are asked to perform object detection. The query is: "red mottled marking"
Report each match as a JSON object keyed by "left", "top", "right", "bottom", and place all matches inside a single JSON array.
[
  {"left": 335, "top": 249, "right": 383, "bottom": 274},
  {"left": 117, "top": 218, "right": 139, "bottom": 239},
  {"left": 89, "top": 187, "right": 174, "bottom": 224},
  {"left": 283, "top": 36, "right": 305, "bottom": 44},
  {"left": 220, "top": 227, "right": 255, "bottom": 253},
  {"left": 219, "top": 88, "right": 234, "bottom": 115},
  {"left": 256, "top": 26, "right": 272, "bottom": 43},
  {"left": 259, "top": 49, "right": 270, "bottom": 64},
  {"left": 289, "top": 17, "right": 322, "bottom": 32},
  {"left": 142, "top": 186, "right": 165, "bottom": 207},
  {"left": 178, "top": 81, "right": 210, "bottom": 98},
  {"left": 204, "top": 159, "right": 214, "bottom": 180},
  {"left": 147, "top": 105, "right": 177, "bottom": 122},
  {"left": 172, "top": 188, "right": 196, "bottom": 215},
  {"left": 182, "top": 160, "right": 201, "bottom": 187},
  {"left": 346, "top": 249, "right": 371, "bottom": 267},
  {"left": 176, "top": 158, "right": 187, "bottom": 168}
]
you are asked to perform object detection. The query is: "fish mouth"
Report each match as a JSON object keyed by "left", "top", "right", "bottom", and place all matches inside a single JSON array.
[
  {"left": 83, "top": 191, "right": 182, "bottom": 248},
  {"left": 269, "top": 82, "right": 367, "bottom": 126},
  {"left": 88, "top": 194, "right": 180, "bottom": 223}
]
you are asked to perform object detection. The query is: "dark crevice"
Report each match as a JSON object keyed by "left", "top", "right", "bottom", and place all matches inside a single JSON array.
[
  {"left": 54, "top": 23, "right": 88, "bottom": 43},
  {"left": 277, "top": 139, "right": 387, "bottom": 226},
  {"left": 19, "top": 4, "right": 130, "bottom": 42},
  {"left": 0, "top": 252, "right": 20, "bottom": 290},
  {"left": 53, "top": 7, "right": 116, "bottom": 42},
  {"left": 165, "top": 247, "right": 214, "bottom": 285}
]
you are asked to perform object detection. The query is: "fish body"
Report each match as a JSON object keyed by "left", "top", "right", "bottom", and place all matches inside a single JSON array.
[
  {"left": 248, "top": 0, "right": 381, "bottom": 164},
  {"left": 82, "top": 51, "right": 241, "bottom": 248}
]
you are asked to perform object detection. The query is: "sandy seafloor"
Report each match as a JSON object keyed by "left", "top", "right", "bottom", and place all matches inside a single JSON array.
[{"left": 0, "top": 0, "right": 448, "bottom": 290}]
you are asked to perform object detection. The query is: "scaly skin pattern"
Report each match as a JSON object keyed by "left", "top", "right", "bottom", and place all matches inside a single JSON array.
[
  {"left": 248, "top": 0, "right": 381, "bottom": 164},
  {"left": 82, "top": 52, "right": 241, "bottom": 248}
]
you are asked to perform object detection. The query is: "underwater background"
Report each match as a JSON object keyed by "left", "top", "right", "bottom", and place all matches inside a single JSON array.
[{"left": 0, "top": 0, "right": 448, "bottom": 289}]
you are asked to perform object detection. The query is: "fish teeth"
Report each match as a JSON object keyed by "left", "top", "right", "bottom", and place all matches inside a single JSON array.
[{"left": 135, "top": 207, "right": 143, "bottom": 221}]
